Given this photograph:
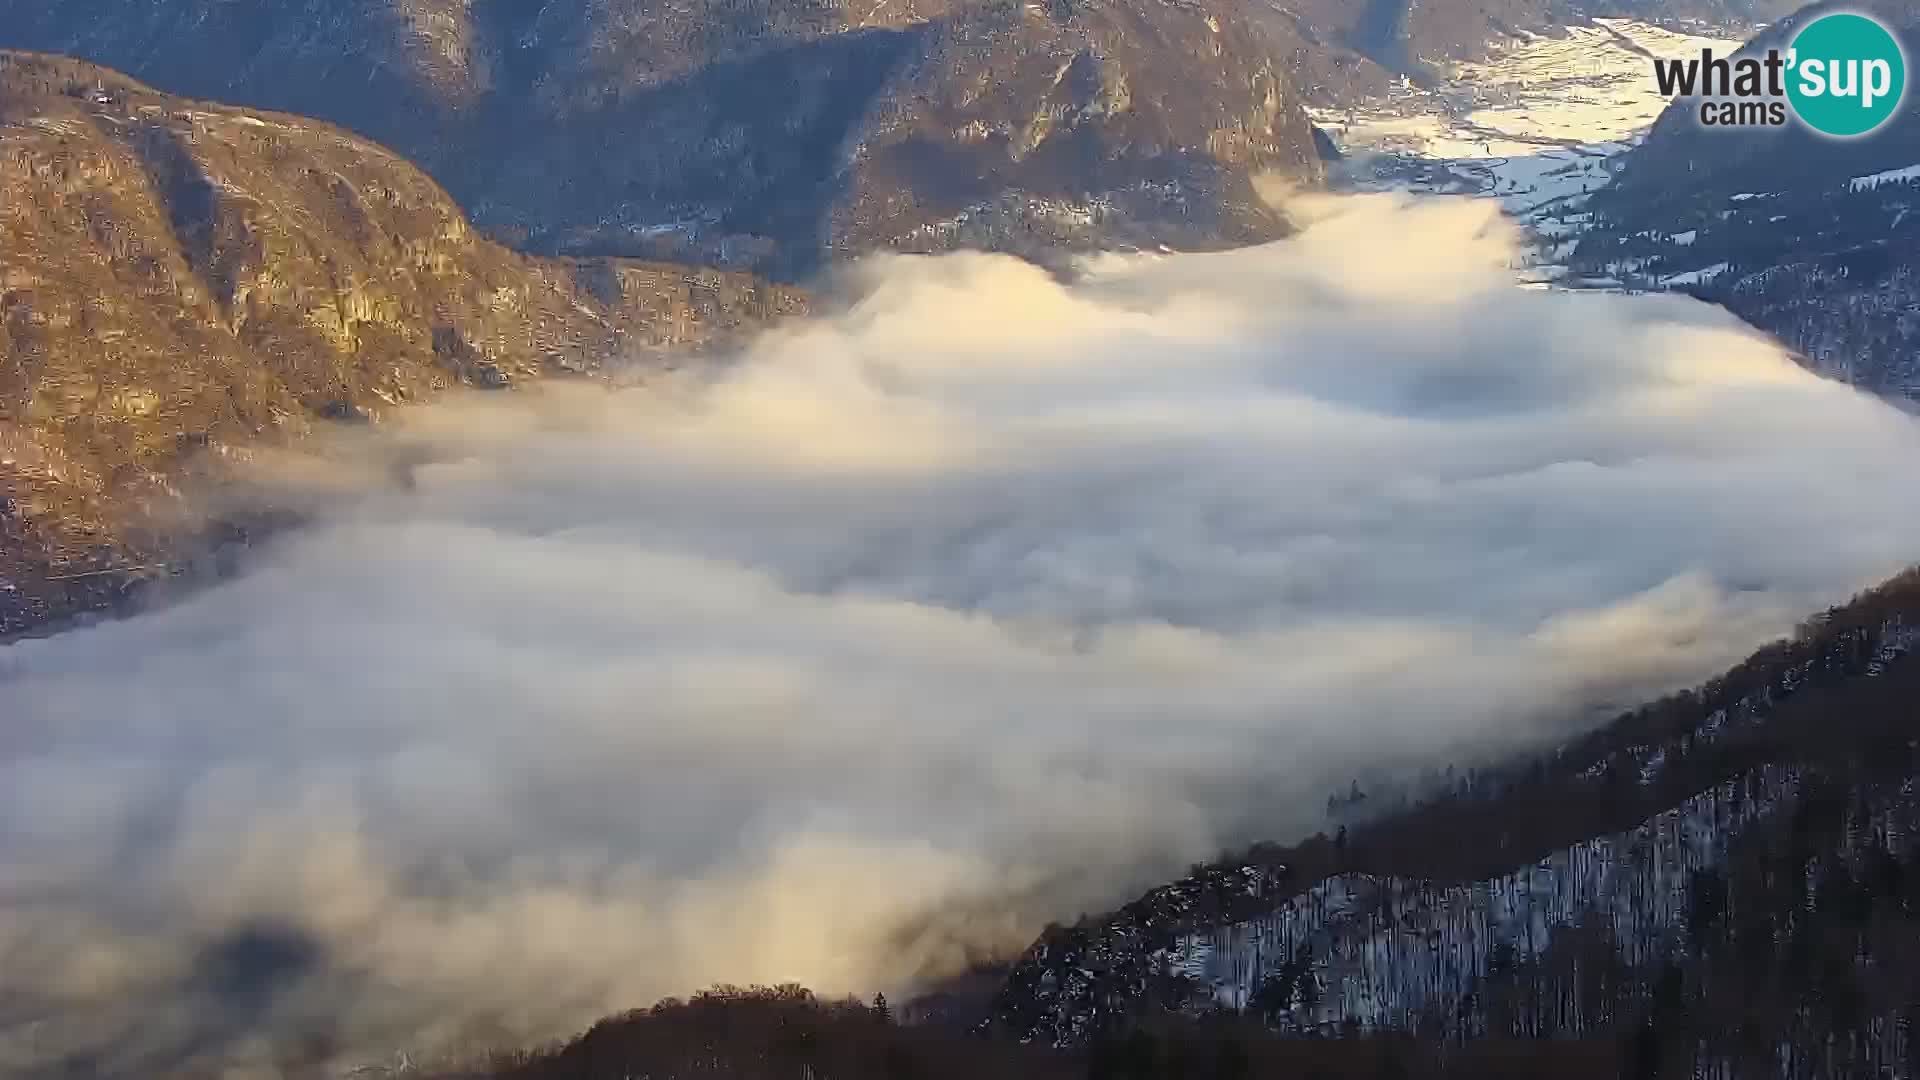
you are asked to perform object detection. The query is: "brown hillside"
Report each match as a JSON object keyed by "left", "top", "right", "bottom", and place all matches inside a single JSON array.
[{"left": 0, "top": 52, "right": 804, "bottom": 635}]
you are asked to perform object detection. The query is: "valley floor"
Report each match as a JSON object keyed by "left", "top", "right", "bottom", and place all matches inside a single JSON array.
[{"left": 1313, "top": 19, "right": 1739, "bottom": 286}]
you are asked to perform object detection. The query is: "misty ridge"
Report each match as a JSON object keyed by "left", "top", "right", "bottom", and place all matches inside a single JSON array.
[{"left": 5, "top": 193, "right": 1920, "bottom": 1073}]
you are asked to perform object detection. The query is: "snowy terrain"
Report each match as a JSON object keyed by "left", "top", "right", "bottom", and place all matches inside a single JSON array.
[
  {"left": 1163, "top": 767, "right": 1805, "bottom": 1029},
  {"left": 1313, "top": 20, "right": 1740, "bottom": 286},
  {"left": 1850, "top": 163, "right": 1920, "bottom": 193},
  {"left": 997, "top": 612, "right": 1920, "bottom": 1053},
  {"left": 1158, "top": 616, "right": 1920, "bottom": 1035}
]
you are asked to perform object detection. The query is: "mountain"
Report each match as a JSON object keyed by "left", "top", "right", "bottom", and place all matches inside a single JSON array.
[
  {"left": 1570, "top": 0, "right": 1798, "bottom": 23},
  {"left": 9, "top": 6, "right": 1918, "bottom": 1079},
  {"left": 1243, "top": 0, "right": 1565, "bottom": 99},
  {"left": 1602, "top": 0, "right": 1920, "bottom": 203},
  {"left": 433, "top": 985, "right": 1634, "bottom": 1079},
  {"left": 7, "top": 2, "right": 1750, "bottom": 277},
  {"left": 1570, "top": 1, "right": 1920, "bottom": 399},
  {"left": 1259, "top": 1, "right": 1776, "bottom": 108},
  {"left": 984, "top": 568, "right": 1920, "bottom": 1077},
  {"left": 226, "top": 563, "right": 1920, "bottom": 1080},
  {"left": 0, "top": 52, "right": 803, "bottom": 638},
  {"left": 0, "top": 0, "right": 1337, "bottom": 276},
  {"left": 396, "top": 566, "right": 1920, "bottom": 1079}
]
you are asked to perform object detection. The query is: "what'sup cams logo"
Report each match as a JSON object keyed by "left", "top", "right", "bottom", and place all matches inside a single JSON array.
[{"left": 1654, "top": 10, "right": 1907, "bottom": 138}]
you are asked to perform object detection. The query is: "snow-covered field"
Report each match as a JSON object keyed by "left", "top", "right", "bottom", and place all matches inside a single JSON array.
[{"left": 1313, "top": 20, "right": 1741, "bottom": 285}]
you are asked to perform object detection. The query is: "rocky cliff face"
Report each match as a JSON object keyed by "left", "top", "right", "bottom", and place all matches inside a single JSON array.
[
  {"left": 0, "top": 52, "right": 804, "bottom": 636},
  {"left": 0, "top": 0, "right": 1334, "bottom": 276}
]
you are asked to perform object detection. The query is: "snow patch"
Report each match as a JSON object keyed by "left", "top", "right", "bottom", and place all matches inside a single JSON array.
[
  {"left": 1848, "top": 163, "right": 1920, "bottom": 193},
  {"left": 1660, "top": 262, "right": 1729, "bottom": 287}
]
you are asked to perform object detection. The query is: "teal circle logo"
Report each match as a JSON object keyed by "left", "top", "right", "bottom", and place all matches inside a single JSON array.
[{"left": 1786, "top": 12, "right": 1907, "bottom": 138}]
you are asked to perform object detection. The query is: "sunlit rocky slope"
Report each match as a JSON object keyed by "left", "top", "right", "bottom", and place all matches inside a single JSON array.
[
  {"left": 0, "top": 52, "right": 803, "bottom": 636},
  {"left": 0, "top": 0, "right": 1339, "bottom": 276}
]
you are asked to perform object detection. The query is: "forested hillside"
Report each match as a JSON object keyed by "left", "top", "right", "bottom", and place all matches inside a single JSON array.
[
  {"left": 987, "top": 569, "right": 1920, "bottom": 1077},
  {"left": 376, "top": 567, "right": 1920, "bottom": 1080},
  {"left": 433, "top": 985, "right": 1627, "bottom": 1079}
]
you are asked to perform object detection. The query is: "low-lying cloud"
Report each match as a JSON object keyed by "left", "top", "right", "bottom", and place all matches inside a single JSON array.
[{"left": 5, "top": 194, "right": 1920, "bottom": 1074}]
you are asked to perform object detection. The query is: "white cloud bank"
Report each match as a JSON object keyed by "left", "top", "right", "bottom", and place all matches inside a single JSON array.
[{"left": 5, "top": 194, "right": 1920, "bottom": 1073}]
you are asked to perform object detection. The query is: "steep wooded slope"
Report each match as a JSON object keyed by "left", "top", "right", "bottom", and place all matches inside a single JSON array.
[{"left": 989, "top": 569, "right": 1920, "bottom": 1077}]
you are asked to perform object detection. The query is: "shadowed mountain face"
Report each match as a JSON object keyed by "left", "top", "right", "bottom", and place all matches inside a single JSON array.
[
  {"left": 1605, "top": 0, "right": 1920, "bottom": 208},
  {"left": 0, "top": 52, "right": 804, "bottom": 636},
  {"left": 1572, "top": 1, "right": 1920, "bottom": 398},
  {"left": 0, "top": 0, "right": 1338, "bottom": 276},
  {"left": 30, "top": 3, "right": 1807, "bottom": 275},
  {"left": 1253, "top": 0, "right": 1586, "bottom": 98}
]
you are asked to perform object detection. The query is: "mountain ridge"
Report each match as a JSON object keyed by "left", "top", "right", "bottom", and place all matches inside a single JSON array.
[
  {"left": 0, "top": 0, "right": 1342, "bottom": 276},
  {"left": 371, "top": 563, "right": 1920, "bottom": 1080},
  {"left": 0, "top": 51, "right": 804, "bottom": 637},
  {"left": 1570, "top": 0, "right": 1920, "bottom": 398},
  {"left": 983, "top": 566, "right": 1920, "bottom": 1077}
]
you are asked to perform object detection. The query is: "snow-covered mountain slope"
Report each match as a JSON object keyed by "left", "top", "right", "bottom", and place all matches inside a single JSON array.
[
  {"left": 1166, "top": 766, "right": 1806, "bottom": 1030},
  {"left": 1314, "top": 19, "right": 1739, "bottom": 285},
  {"left": 1008, "top": 767, "right": 1817, "bottom": 1047},
  {"left": 1157, "top": 759, "right": 1920, "bottom": 1079},
  {"left": 989, "top": 575, "right": 1920, "bottom": 1077},
  {"left": 1574, "top": 152, "right": 1920, "bottom": 400}
]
